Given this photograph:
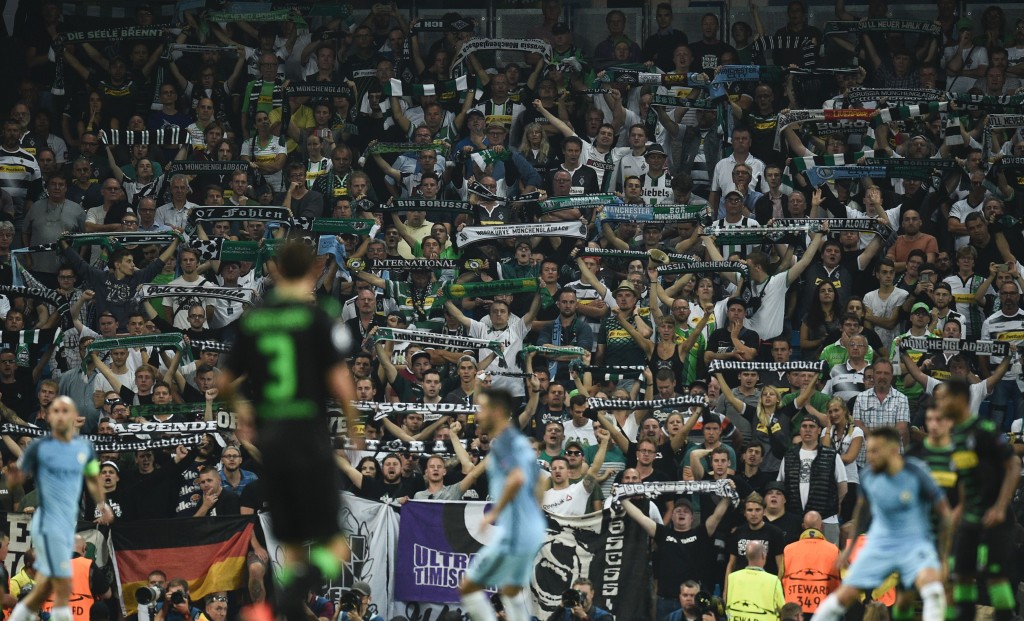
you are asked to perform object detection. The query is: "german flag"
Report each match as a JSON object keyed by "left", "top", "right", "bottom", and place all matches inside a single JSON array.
[{"left": 112, "top": 516, "right": 254, "bottom": 613}]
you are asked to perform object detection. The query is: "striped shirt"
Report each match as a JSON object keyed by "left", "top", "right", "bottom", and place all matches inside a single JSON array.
[
  {"left": 980, "top": 308, "right": 1024, "bottom": 381},
  {"left": 0, "top": 147, "right": 41, "bottom": 212}
]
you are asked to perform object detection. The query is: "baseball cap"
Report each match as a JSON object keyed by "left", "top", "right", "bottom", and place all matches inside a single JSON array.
[
  {"left": 467, "top": 109, "right": 484, "bottom": 118},
  {"left": 485, "top": 121, "right": 507, "bottom": 132},
  {"left": 613, "top": 280, "right": 637, "bottom": 295},
  {"left": 644, "top": 143, "right": 666, "bottom": 157},
  {"left": 565, "top": 440, "right": 585, "bottom": 453},
  {"left": 410, "top": 350, "right": 431, "bottom": 364},
  {"left": 724, "top": 189, "right": 744, "bottom": 201},
  {"left": 799, "top": 413, "right": 822, "bottom": 427},
  {"left": 911, "top": 302, "right": 931, "bottom": 314},
  {"left": 764, "top": 481, "right": 787, "bottom": 496},
  {"left": 956, "top": 17, "right": 974, "bottom": 31},
  {"left": 351, "top": 581, "right": 372, "bottom": 596},
  {"left": 101, "top": 460, "right": 120, "bottom": 473},
  {"left": 552, "top": 22, "right": 570, "bottom": 35}
]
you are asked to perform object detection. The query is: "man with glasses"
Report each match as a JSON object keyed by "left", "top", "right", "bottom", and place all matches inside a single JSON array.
[
  {"left": 136, "top": 197, "right": 169, "bottom": 233},
  {"left": 219, "top": 445, "right": 257, "bottom": 495},
  {"left": 23, "top": 176, "right": 85, "bottom": 281},
  {"left": 277, "top": 162, "right": 324, "bottom": 219}
]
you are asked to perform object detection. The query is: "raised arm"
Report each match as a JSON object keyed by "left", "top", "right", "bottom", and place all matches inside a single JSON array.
[
  {"left": 785, "top": 228, "right": 827, "bottom": 286},
  {"left": 532, "top": 98, "right": 574, "bottom": 137},
  {"left": 714, "top": 371, "right": 746, "bottom": 413},
  {"left": 620, "top": 498, "right": 658, "bottom": 537}
]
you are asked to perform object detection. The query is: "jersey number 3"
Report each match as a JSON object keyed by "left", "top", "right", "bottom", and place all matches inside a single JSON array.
[{"left": 257, "top": 333, "right": 297, "bottom": 402}]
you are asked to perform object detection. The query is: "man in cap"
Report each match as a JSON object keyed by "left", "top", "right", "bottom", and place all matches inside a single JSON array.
[
  {"left": 777, "top": 414, "right": 848, "bottom": 544},
  {"left": 621, "top": 484, "right": 735, "bottom": 621},
  {"left": 781, "top": 512, "right": 841, "bottom": 618},
  {"left": 339, "top": 581, "right": 383, "bottom": 621},
  {"left": 763, "top": 481, "right": 803, "bottom": 545},
  {"left": 639, "top": 143, "right": 673, "bottom": 205},
  {"left": 596, "top": 280, "right": 650, "bottom": 369},
  {"left": 942, "top": 18, "right": 989, "bottom": 93}
]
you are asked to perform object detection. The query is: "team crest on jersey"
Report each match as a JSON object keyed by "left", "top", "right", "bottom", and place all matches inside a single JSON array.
[
  {"left": 900, "top": 491, "right": 912, "bottom": 504},
  {"left": 77, "top": 452, "right": 86, "bottom": 464}
]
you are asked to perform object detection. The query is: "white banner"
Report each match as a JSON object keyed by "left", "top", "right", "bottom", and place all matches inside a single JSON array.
[{"left": 259, "top": 493, "right": 401, "bottom": 617}]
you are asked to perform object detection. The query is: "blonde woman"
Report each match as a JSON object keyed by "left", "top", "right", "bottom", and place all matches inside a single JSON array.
[
  {"left": 716, "top": 372, "right": 815, "bottom": 475},
  {"left": 517, "top": 121, "right": 555, "bottom": 180},
  {"left": 819, "top": 396, "right": 863, "bottom": 522}
]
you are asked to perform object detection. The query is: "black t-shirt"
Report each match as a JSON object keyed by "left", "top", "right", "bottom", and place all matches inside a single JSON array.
[
  {"left": 706, "top": 326, "right": 760, "bottom": 384},
  {"left": 240, "top": 478, "right": 268, "bottom": 547},
  {"left": 625, "top": 440, "right": 680, "bottom": 479},
  {"left": 225, "top": 296, "right": 350, "bottom": 455},
  {"left": 767, "top": 511, "right": 804, "bottom": 546},
  {"left": 0, "top": 369, "right": 38, "bottom": 418},
  {"left": 204, "top": 488, "right": 241, "bottom": 516},
  {"left": 653, "top": 524, "right": 715, "bottom": 598},
  {"left": 728, "top": 521, "right": 785, "bottom": 575},
  {"left": 688, "top": 41, "right": 737, "bottom": 73}
]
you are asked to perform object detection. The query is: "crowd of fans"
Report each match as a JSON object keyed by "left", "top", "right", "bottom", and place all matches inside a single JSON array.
[{"left": 1, "top": 0, "right": 1024, "bottom": 620}]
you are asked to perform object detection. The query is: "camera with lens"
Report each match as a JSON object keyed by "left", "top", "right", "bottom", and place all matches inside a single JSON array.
[
  {"left": 695, "top": 591, "right": 712, "bottom": 614},
  {"left": 18, "top": 584, "right": 34, "bottom": 601},
  {"left": 135, "top": 586, "right": 162, "bottom": 606},
  {"left": 339, "top": 590, "right": 362, "bottom": 613},
  {"left": 561, "top": 589, "right": 583, "bottom": 609}
]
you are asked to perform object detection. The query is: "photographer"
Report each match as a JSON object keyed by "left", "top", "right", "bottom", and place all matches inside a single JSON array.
[
  {"left": 153, "top": 579, "right": 201, "bottom": 621},
  {"left": 545, "top": 579, "right": 612, "bottom": 621},
  {"left": 338, "top": 582, "right": 383, "bottom": 621}
]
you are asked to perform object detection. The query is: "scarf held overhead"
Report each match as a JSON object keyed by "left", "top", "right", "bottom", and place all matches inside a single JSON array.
[{"left": 455, "top": 222, "right": 588, "bottom": 247}]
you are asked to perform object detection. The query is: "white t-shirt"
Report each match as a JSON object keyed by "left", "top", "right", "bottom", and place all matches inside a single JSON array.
[
  {"left": 745, "top": 271, "right": 789, "bottom": 341},
  {"left": 942, "top": 45, "right": 989, "bottom": 93},
  {"left": 563, "top": 419, "right": 598, "bottom": 448},
  {"left": 820, "top": 425, "right": 864, "bottom": 485},
  {"left": 924, "top": 376, "right": 989, "bottom": 414},
  {"left": 863, "top": 287, "right": 910, "bottom": 346},
  {"left": 543, "top": 480, "right": 592, "bottom": 517},
  {"left": 948, "top": 198, "right": 985, "bottom": 250},
  {"left": 162, "top": 276, "right": 214, "bottom": 329},
  {"left": 469, "top": 315, "right": 528, "bottom": 397}
]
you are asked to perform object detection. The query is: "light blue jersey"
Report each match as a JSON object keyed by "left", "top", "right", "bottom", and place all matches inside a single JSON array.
[
  {"left": 18, "top": 437, "right": 96, "bottom": 578},
  {"left": 844, "top": 457, "right": 946, "bottom": 590},
  {"left": 468, "top": 425, "right": 546, "bottom": 588},
  {"left": 859, "top": 457, "right": 944, "bottom": 542},
  {"left": 486, "top": 426, "right": 546, "bottom": 550}
]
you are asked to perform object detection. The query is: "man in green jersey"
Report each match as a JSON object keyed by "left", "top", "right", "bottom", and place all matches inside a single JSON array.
[{"left": 936, "top": 379, "right": 1018, "bottom": 621}]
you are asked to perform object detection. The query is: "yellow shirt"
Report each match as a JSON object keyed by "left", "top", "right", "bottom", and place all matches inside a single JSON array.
[
  {"left": 269, "top": 105, "right": 314, "bottom": 153},
  {"left": 726, "top": 566, "right": 785, "bottom": 621}
]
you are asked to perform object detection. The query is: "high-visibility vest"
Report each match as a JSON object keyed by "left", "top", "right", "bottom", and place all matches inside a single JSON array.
[
  {"left": 844, "top": 535, "right": 897, "bottom": 606},
  {"left": 782, "top": 535, "right": 841, "bottom": 613},
  {"left": 42, "top": 557, "right": 95, "bottom": 621}
]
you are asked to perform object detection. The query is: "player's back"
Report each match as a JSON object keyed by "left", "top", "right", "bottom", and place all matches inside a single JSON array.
[
  {"left": 21, "top": 437, "right": 92, "bottom": 531},
  {"left": 860, "top": 457, "right": 943, "bottom": 542},
  {"left": 487, "top": 426, "right": 546, "bottom": 548},
  {"left": 951, "top": 415, "right": 1012, "bottom": 525},
  {"left": 226, "top": 295, "right": 350, "bottom": 441}
]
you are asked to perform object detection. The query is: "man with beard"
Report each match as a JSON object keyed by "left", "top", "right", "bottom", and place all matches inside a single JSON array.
[
  {"left": 622, "top": 485, "right": 734, "bottom": 621},
  {"left": 542, "top": 432, "right": 610, "bottom": 517}
]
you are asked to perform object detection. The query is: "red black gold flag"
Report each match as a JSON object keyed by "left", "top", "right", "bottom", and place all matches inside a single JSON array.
[{"left": 111, "top": 517, "right": 254, "bottom": 613}]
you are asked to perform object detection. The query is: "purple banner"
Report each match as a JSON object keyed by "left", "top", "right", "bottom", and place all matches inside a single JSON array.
[{"left": 394, "top": 500, "right": 493, "bottom": 603}]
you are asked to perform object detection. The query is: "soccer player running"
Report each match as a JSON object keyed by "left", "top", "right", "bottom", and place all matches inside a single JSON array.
[
  {"left": 811, "top": 427, "right": 952, "bottom": 621},
  {"left": 460, "top": 387, "right": 546, "bottom": 621},
  {"left": 936, "top": 378, "right": 1020, "bottom": 621},
  {"left": 6, "top": 396, "right": 113, "bottom": 621},
  {"left": 219, "top": 242, "right": 361, "bottom": 621}
]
